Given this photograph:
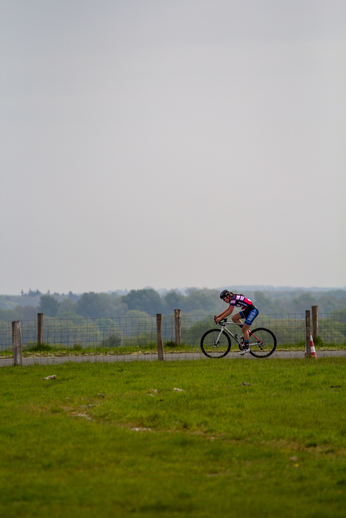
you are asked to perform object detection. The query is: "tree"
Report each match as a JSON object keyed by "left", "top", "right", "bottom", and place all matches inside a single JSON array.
[
  {"left": 67, "top": 291, "right": 81, "bottom": 303},
  {"left": 291, "top": 293, "right": 317, "bottom": 313},
  {"left": 0, "top": 306, "right": 24, "bottom": 321},
  {"left": 109, "top": 298, "right": 128, "bottom": 318},
  {"left": 22, "top": 306, "right": 38, "bottom": 319},
  {"left": 181, "top": 289, "right": 219, "bottom": 313},
  {"left": 163, "top": 291, "right": 186, "bottom": 314},
  {"left": 28, "top": 289, "right": 41, "bottom": 297},
  {"left": 57, "top": 298, "right": 77, "bottom": 316},
  {"left": 317, "top": 295, "right": 341, "bottom": 314},
  {"left": 124, "top": 310, "right": 153, "bottom": 321},
  {"left": 254, "top": 292, "right": 284, "bottom": 315},
  {"left": 330, "top": 307, "right": 346, "bottom": 324},
  {"left": 122, "top": 289, "right": 163, "bottom": 316},
  {"left": 38, "top": 295, "right": 59, "bottom": 317},
  {"left": 76, "top": 292, "right": 113, "bottom": 318}
]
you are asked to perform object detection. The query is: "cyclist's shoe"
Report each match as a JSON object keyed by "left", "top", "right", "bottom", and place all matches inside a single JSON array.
[{"left": 239, "top": 345, "right": 250, "bottom": 355}]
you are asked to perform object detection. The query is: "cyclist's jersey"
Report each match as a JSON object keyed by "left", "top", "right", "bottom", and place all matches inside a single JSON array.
[{"left": 229, "top": 294, "right": 256, "bottom": 313}]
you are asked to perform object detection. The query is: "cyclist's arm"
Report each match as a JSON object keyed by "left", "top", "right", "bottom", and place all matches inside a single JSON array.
[{"left": 214, "top": 306, "right": 234, "bottom": 323}]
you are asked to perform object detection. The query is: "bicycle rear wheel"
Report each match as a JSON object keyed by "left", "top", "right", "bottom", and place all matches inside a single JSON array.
[
  {"left": 249, "top": 328, "right": 276, "bottom": 358},
  {"left": 200, "top": 329, "right": 231, "bottom": 358}
]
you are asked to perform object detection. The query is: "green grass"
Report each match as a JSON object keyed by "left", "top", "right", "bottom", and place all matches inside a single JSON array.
[
  {"left": 0, "top": 342, "right": 201, "bottom": 358},
  {"left": 1, "top": 358, "right": 346, "bottom": 517}
]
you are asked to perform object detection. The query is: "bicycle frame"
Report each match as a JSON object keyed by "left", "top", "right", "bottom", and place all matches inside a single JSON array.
[{"left": 215, "top": 321, "right": 263, "bottom": 348}]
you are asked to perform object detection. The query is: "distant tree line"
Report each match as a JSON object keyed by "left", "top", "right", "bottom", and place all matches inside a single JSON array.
[
  {"left": 0, "top": 289, "right": 223, "bottom": 321},
  {"left": 0, "top": 288, "right": 345, "bottom": 322}
]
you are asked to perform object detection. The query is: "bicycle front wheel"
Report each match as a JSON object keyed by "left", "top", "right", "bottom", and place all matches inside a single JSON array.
[
  {"left": 200, "top": 329, "right": 231, "bottom": 358},
  {"left": 249, "top": 328, "right": 276, "bottom": 358}
]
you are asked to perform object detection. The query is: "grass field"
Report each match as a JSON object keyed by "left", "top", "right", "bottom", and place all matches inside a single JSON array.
[{"left": 1, "top": 358, "right": 346, "bottom": 517}]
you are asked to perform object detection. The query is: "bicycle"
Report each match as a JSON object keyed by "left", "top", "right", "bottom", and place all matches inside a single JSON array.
[{"left": 200, "top": 318, "right": 277, "bottom": 359}]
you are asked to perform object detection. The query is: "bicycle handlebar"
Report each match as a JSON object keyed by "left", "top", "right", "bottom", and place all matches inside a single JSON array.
[{"left": 214, "top": 317, "right": 228, "bottom": 324}]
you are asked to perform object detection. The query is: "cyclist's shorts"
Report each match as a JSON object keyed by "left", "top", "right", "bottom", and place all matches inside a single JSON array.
[{"left": 239, "top": 308, "right": 259, "bottom": 326}]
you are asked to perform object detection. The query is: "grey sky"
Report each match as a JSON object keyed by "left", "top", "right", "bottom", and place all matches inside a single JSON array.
[{"left": 1, "top": 0, "right": 345, "bottom": 294}]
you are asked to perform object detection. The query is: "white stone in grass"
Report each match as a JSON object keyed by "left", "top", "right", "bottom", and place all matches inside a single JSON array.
[
  {"left": 43, "top": 375, "right": 56, "bottom": 380},
  {"left": 75, "top": 414, "right": 92, "bottom": 421},
  {"left": 173, "top": 388, "right": 184, "bottom": 392}
]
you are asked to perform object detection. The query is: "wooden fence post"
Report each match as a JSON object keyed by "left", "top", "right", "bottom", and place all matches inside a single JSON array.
[
  {"left": 305, "top": 310, "right": 311, "bottom": 358},
  {"left": 311, "top": 306, "right": 318, "bottom": 341},
  {"left": 156, "top": 314, "right": 164, "bottom": 361},
  {"left": 12, "top": 321, "right": 23, "bottom": 366},
  {"left": 37, "top": 313, "right": 44, "bottom": 344},
  {"left": 174, "top": 309, "right": 181, "bottom": 345}
]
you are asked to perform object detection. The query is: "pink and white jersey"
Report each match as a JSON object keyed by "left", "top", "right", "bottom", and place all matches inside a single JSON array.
[{"left": 229, "top": 294, "right": 255, "bottom": 310}]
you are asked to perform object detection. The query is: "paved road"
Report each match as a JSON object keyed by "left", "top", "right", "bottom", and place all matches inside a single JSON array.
[{"left": 1, "top": 350, "right": 345, "bottom": 367}]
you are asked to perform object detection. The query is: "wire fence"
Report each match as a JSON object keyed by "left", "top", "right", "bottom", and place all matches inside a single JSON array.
[{"left": 0, "top": 313, "right": 346, "bottom": 354}]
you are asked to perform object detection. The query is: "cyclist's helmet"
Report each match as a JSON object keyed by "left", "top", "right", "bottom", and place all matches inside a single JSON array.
[{"left": 220, "top": 289, "right": 231, "bottom": 300}]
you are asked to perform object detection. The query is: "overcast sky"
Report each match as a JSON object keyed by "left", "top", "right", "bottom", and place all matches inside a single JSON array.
[{"left": 1, "top": 0, "right": 345, "bottom": 295}]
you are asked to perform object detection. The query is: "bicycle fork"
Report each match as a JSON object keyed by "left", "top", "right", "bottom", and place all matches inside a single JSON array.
[{"left": 213, "top": 327, "right": 225, "bottom": 347}]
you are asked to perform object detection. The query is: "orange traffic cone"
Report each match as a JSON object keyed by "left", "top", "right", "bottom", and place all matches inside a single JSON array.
[
  {"left": 310, "top": 333, "right": 317, "bottom": 358},
  {"left": 305, "top": 333, "right": 317, "bottom": 358}
]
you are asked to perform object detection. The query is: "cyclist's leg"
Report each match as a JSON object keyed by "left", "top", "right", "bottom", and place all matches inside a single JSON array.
[
  {"left": 242, "top": 323, "right": 251, "bottom": 341},
  {"left": 232, "top": 311, "right": 244, "bottom": 325},
  {"left": 243, "top": 309, "right": 259, "bottom": 340}
]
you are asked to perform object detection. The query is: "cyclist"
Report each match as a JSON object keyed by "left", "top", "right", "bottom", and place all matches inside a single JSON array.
[{"left": 214, "top": 290, "right": 259, "bottom": 355}]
